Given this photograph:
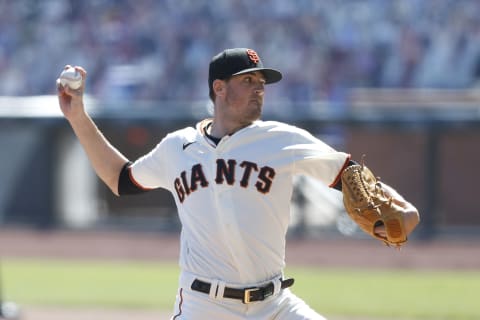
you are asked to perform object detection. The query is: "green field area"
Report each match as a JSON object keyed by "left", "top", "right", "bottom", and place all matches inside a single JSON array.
[{"left": 1, "top": 259, "right": 479, "bottom": 319}]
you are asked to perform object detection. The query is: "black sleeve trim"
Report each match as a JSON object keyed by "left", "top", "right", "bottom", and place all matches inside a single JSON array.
[
  {"left": 118, "top": 162, "right": 150, "bottom": 195},
  {"left": 331, "top": 159, "right": 359, "bottom": 191}
]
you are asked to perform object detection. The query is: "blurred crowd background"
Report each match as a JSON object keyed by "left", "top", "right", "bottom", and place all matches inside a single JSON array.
[
  {"left": 2, "top": 0, "right": 480, "bottom": 106},
  {"left": 1, "top": 0, "right": 480, "bottom": 236},
  {"left": 1, "top": 2, "right": 479, "bottom": 315}
]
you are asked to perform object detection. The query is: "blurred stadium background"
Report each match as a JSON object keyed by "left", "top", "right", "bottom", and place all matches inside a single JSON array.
[
  {"left": 1, "top": 0, "right": 480, "bottom": 318},
  {"left": 1, "top": 0, "right": 480, "bottom": 238}
]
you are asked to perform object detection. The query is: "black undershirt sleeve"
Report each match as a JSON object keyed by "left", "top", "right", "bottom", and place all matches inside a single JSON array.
[
  {"left": 332, "top": 160, "right": 359, "bottom": 191},
  {"left": 118, "top": 162, "right": 149, "bottom": 195}
]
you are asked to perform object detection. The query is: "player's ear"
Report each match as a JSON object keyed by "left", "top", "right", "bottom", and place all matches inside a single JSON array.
[{"left": 213, "top": 79, "right": 226, "bottom": 98}]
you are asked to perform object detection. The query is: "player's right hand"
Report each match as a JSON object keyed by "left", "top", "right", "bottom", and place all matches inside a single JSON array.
[{"left": 57, "top": 65, "right": 87, "bottom": 120}]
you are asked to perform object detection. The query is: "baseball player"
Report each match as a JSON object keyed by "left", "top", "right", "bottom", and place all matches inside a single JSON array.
[{"left": 57, "top": 48, "right": 419, "bottom": 319}]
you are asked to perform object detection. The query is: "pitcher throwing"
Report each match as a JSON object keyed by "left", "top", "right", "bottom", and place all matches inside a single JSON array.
[{"left": 57, "top": 48, "right": 419, "bottom": 319}]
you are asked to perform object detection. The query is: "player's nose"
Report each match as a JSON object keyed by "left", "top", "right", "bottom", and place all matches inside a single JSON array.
[{"left": 254, "top": 82, "right": 265, "bottom": 95}]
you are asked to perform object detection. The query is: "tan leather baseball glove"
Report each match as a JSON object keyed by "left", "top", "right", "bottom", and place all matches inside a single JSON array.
[{"left": 341, "top": 163, "right": 407, "bottom": 247}]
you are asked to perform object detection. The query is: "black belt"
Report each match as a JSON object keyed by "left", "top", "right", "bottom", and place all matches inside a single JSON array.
[{"left": 191, "top": 278, "right": 294, "bottom": 304}]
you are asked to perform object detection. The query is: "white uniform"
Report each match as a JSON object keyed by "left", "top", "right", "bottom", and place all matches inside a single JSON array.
[{"left": 130, "top": 119, "right": 349, "bottom": 319}]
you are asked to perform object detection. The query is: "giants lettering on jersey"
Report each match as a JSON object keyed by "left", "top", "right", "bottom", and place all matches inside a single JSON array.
[{"left": 174, "top": 159, "right": 276, "bottom": 203}]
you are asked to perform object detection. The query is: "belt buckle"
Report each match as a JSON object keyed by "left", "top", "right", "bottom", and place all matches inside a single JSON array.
[{"left": 243, "top": 287, "right": 260, "bottom": 304}]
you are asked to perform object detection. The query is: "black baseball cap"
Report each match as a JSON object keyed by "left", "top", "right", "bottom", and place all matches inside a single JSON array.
[{"left": 208, "top": 48, "right": 282, "bottom": 93}]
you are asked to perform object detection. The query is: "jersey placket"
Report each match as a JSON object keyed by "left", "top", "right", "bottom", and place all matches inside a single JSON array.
[{"left": 211, "top": 137, "right": 253, "bottom": 282}]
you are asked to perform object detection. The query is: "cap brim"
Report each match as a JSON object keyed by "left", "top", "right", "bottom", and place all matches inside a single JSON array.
[{"left": 232, "top": 67, "right": 282, "bottom": 84}]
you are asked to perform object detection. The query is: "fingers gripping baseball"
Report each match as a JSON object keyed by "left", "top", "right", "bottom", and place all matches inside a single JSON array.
[{"left": 57, "top": 65, "right": 87, "bottom": 118}]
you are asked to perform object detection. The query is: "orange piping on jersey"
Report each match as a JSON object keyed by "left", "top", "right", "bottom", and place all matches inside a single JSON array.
[
  {"left": 197, "top": 118, "right": 213, "bottom": 136},
  {"left": 329, "top": 154, "right": 351, "bottom": 188},
  {"left": 128, "top": 166, "right": 155, "bottom": 191}
]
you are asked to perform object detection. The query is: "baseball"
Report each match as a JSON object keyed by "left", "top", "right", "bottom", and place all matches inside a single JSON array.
[{"left": 57, "top": 67, "right": 82, "bottom": 90}]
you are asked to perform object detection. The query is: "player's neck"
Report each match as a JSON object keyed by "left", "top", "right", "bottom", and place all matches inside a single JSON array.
[{"left": 210, "top": 118, "right": 252, "bottom": 138}]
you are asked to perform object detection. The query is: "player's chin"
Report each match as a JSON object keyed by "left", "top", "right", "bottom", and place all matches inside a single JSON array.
[
  {"left": 246, "top": 103, "right": 262, "bottom": 121},
  {"left": 249, "top": 99, "right": 263, "bottom": 111}
]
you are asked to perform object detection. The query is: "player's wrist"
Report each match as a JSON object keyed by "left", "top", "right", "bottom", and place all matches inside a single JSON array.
[{"left": 66, "top": 106, "right": 90, "bottom": 125}]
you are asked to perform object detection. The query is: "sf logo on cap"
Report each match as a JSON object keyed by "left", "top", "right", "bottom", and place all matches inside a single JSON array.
[{"left": 246, "top": 49, "right": 260, "bottom": 64}]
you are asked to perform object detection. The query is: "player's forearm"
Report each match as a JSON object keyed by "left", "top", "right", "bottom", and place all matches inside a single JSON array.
[{"left": 67, "top": 110, "right": 128, "bottom": 196}]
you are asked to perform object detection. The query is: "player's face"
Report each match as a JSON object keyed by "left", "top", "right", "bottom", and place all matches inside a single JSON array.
[{"left": 224, "top": 71, "right": 266, "bottom": 124}]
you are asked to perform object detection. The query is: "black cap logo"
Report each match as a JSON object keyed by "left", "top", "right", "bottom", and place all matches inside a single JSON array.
[{"left": 246, "top": 49, "right": 260, "bottom": 64}]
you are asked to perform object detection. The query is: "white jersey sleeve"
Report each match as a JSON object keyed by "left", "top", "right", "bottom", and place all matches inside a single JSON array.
[
  {"left": 285, "top": 125, "right": 350, "bottom": 186},
  {"left": 129, "top": 127, "right": 199, "bottom": 191},
  {"left": 128, "top": 133, "right": 174, "bottom": 190}
]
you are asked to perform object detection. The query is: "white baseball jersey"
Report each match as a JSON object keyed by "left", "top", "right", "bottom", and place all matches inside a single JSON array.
[{"left": 130, "top": 119, "right": 349, "bottom": 285}]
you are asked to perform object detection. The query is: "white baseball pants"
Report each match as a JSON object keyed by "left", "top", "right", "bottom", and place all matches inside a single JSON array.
[{"left": 170, "top": 271, "right": 327, "bottom": 320}]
